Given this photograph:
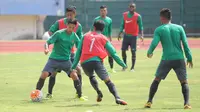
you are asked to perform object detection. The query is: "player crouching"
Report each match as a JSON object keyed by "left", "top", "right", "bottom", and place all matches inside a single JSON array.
[{"left": 35, "top": 19, "right": 87, "bottom": 101}]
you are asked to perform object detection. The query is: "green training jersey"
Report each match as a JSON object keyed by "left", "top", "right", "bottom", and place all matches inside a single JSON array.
[
  {"left": 71, "top": 35, "right": 126, "bottom": 69},
  {"left": 148, "top": 23, "right": 192, "bottom": 61},
  {"left": 49, "top": 18, "right": 83, "bottom": 39},
  {"left": 120, "top": 11, "right": 143, "bottom": 36},
  {"left": 47, "top": 29, "right": 80, "bottom": 60},
  {"left": 91, "top": 16, "right": 112, "bottom": 37}
]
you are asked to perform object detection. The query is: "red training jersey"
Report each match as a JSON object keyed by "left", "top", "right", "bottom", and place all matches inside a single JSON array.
[
  {"left": 80, "top": 32, "right": 108, "bottom": 63},
  {"left": 123, "top": 12, "right": 139, "bottom": 36}
]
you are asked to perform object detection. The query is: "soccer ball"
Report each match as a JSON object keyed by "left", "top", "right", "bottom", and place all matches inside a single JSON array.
[
  {"left": 30, "top": 90, "right": 43, "bottom": 102},
  {"left": 42, "top": 32, "right": 50, "bottom": 40}
]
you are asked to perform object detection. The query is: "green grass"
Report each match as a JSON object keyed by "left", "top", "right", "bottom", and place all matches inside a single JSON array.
[{"left": 0, "top": 49, "right": 200, "bottom": 112}]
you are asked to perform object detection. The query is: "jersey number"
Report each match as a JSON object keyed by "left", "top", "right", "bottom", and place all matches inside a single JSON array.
[{"left": 89, "top": 38, "right": 96, "bottom": 52}]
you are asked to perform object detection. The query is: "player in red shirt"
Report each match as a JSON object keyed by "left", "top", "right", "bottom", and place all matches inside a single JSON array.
[
  {"left": 71, "top": 20, "right": 128, "bottom": 105},
  {"left": 118, "top": 3, "right": 144, "bottom": 72}
]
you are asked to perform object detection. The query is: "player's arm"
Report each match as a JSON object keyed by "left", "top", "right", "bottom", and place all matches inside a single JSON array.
[
  {"left": 147, "top": 28, "right": 160, "bottom": 57},
  {"left": 48, "top": 21, "right": 59, "bottom": 36},
  {"left": 119, "top": 16, "right": 124, "bottom": 33},
  {"left": 44, "top": 32, "right": 60, "bottom": 55},
  {"left": 180, "top": 27, "right": 193, "bottom": 63},
  {"left": 71, "top": 37, "right": 83, "bottom": 69},
  {"left": 118, "top": 16, "right": 124, "bottom": 41},
  {"left": 137, "top": 15, "right": 144, "bottom": 40},
  {"left": 108, "top": 19, "right": 113, "bottom": 41},
  {"left": 76, "top": 24, "right": 84, "bottom": 40},
  {"left": 105, "top": 41, "right": 127, "bottom": 68},
  {"left": 74, "top": 33, "right": 80, "bottom": 48}
]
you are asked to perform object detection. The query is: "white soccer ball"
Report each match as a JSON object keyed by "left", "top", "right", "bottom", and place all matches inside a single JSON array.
[{"left": 42, "top": 32, "right": 50, "bottom": 40}]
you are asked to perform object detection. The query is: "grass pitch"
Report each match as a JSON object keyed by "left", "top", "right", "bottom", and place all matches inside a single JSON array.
[{"left": 0, "top": 49, "right": 199, "bottom": 112}]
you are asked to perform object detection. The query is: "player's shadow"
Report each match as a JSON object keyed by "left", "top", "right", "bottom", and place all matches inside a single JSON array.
[
  {"left": 129, "top": 107, "right": 183, "bottom": 110},
  {"left": 55, "top": 104, "right": 101, "bottom": 108}
]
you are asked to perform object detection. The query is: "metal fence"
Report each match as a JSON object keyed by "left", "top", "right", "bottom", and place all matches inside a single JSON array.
[{"left": 44, "top": 0, "right": 200, "bottom": 37}]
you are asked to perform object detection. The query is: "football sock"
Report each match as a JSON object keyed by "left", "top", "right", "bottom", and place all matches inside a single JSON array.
[
  {"left": 122, "top": 50, "right": 127, "bottom": 65},
  {"left": 73, "top": 80, "right": 82, "bottom": 98},
  {"left": 78, "top": 74, "right": 82, "bottom": 86},
  {"left": 89, "top": 76, "right": 101, "bottom": 93},
  {"left": 36, "top": 78, "right": 45, "bottom": 90},
  {"left": 148, "top": 80, "right": 160, "bottom": 103},
  {"left": 131, "top": 51, "right": 136, "bottom": 70},
  {"left": 108, "top": 56, "right": 114, "bottom": 69},
  {"left": 181, "top": 82, "right": 190, "bottom": 105},
  {"left": 48, "top": 76, "right": 56, "bottom": 94},
  {"left": 77, "top": 74, "right": 82, "bottom": 94},
  {"left": 105, "top": 80, "right": 120, "bottom": 99}
]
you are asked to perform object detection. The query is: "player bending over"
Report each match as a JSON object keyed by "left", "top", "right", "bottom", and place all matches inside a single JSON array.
[
  {"left": 47, "top": 6, "right": 84, "bottom": 99},
  {"left": 144, "top": 8, "right": 193, "bottom": 109},
  {"left": 36, "top": 19, "right": 87, "bottom": 101},
  {"left": 71, "top": 20, "right": 128, "bottom": 105}
]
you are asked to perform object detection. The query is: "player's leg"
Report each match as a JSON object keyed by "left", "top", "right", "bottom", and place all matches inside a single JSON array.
[
  {"left": 145, "top": 60, "right": 171, "bottom": 108},
  {"left": 62, "top": 60, "right": 86, "bottom": 100},
  {"left": 36, "top": 59, "right": 57, "bottom": 91},
  {"left": 81, "top": 61, "right": 103, "bottom": 102},
  {"left": 121, "top": 35, "right": 130, "bottom": 70},
  {"left": 130, "top": 36, "right": 137, "bottom": 71},
  {"left": 95, "top": 61, "right": 127, "bottom": 105},
  {"left": 70, "top": 52, "right": 75, "bottom": 63},
  {"left": 173, "top": 60, "right": 191, "bottom": 109},
  {"left": 108, "top": 55, "right": 116, "bottom": 73},
  {"left": 70, "top": 53, "right": 83, "bottom": 95},
  {"left": 46, "top": 71, "right": 58, "bottom": 99}
]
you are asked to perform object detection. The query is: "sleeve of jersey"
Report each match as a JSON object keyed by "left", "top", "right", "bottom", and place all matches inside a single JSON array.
[
  {"left": 75, "top": 33, "right": 80, "bottom": 48},
  {"left": 119, "top": 16, "right": 124, "bottom": 33},
  {"left": 108, "top": 19, "right": 112, "bottom": 37},
  {"left": 76, "top": 24, "right": 83, "bottom": 39},
  {"left": 49, "top": 21, "right": 59, "bottom": 34},
  {"left": 47, "top": 32, "right": 59, "bottom": 45},
  {"left": 147, "top": 29, "right": 160, "bottom": 55},
  {"left": 180, "top": 27, "right": 193, "bottom": 62},
  {"left": 90, "top": 19, "right": 96, "bottom": 31},
  {"left": 105, "top": 41, "right": 126, "bottom": 68},
  {"left": 137, "top": 15, "right": 144, "bottom": 31},
  {"left": 71, "top": 38, "right": 83, "bottom": 69}
]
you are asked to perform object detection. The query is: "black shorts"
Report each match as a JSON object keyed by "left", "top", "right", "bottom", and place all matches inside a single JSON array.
[
  {"left": 121, "top": 34, "right": 137, "bottom": 51},
  {"left": 56, "top": 53, "right": 75, "bottom": 73},
  {"left": 70, "top": 53, "right": 75, "bottom": 63},
  {"left": 81, "top": 61, "right": 109, "bottom": 80},
  {"left": 42, "top": 58, "right": 72, "bottom": 77},
  {"left": 155, "top": 59, "right": 187, "bottom": 81}
]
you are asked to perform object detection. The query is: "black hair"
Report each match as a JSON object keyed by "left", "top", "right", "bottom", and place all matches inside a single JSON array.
[
  {"left": 67, "top": 19, "right": 77, "bottom": 25},
  {"left": 93, "top": 20, "right": 105, "bottom": 32},
  {"left": 100, "top": 5, "right": 107, "bottom": 9},
  {"left": 160, "top": 8, "right": 172, "bottom": 20},
  {"left": 66, "top": 6, "right": 76, "bottom": 13}
]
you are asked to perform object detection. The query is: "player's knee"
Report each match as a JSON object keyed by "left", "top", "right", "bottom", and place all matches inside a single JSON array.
[
  {"left": 180, "top": 80, "right": 188, "bottom": 84},
  {"left": 76, "top": 66, "right": 82, "bottom": 75},
  {"left": 103, "top": 77, "right": 111, "bottom": 83},
  {"left": 70, "top": 72, "right": 78, "bottom": 80},
  {"left": 154, "top": 77, "right": 161, "bottom": 82},
  {"left": 51, "top": 72, "right": 57, "bottom": 77},
  {"left": 41, "top": 72, "right": 49, "bottom": 79}
]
